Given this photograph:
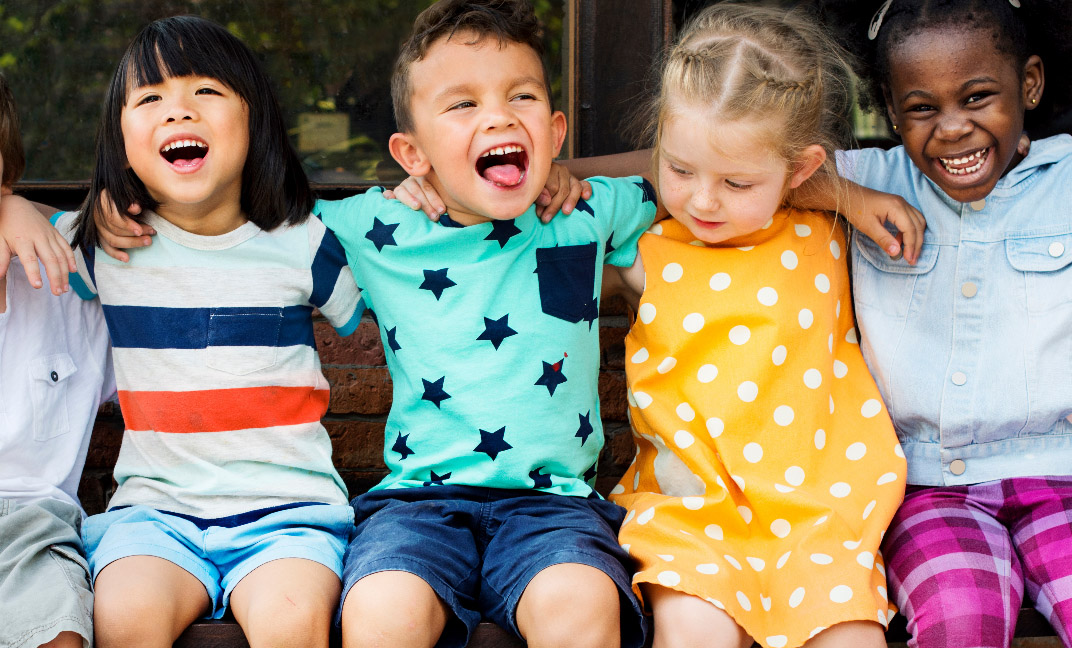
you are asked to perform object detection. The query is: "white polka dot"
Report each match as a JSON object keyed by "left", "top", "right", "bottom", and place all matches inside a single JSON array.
[
  {"left": 789, "top": 587, "right": 806, "bottom": 608},
  {"left": 634, "top": 391, "right": 653, "bottom": 409},
  {"left": 846, "top": 442, "right": 867, "bottom": 461},
  {"left": 676, "top": 402, "right": 695, "bottom": 421},
  {"left": 846, "top": 328, "right": 859, "bottom": 344},
  {"left": 815, "top": 273, "right": 831, "bottom": 293},
  {"left": 843, "top": 539, "right": 861, "bottom": 550},
  {"left": 814, "top": 429, "right": 826, "bottom": 449},
  {"left": 610, "top": 484, "right": 625, "bottom": 495},
  {"left": 829, "top": 395, "right": 836, "bottom": 414},
  {"left": 705, "top": 524, "right": 724, "bottom": 540},
  {"left": 738, "top": 381, "right": 759, "bottom": 402},
  {"left": 863, "top": 500, "right": 877, "bottom": 520},
  {"left": 773, "top": 405, "right": 795, "bottom": 426},
  {"left": 861, "top": 399, "right": 883, "bottom": 418},
  {"left": 814, "top": 515, "right": 828, "bottom": 526},
  {"left": 621, "top": 543, "right": 631, "bottom": 554},
  {"left": 762, "top": 217, "right": 774, "bottom": 230},
  {"left": 689, "top": 240, "right": 704, "bottom": 246},
  {"left": 657, "top": 357, "right": 677, "bottom": 373},
  {"left": 738, "top": 506, "right": 753, "bottom": 524},
  {"left": 761, "top": 594, "right": 772, "bottom": 611},
  {"left": 772, "top": 345, "right": 788, "bottom": 366},
  {"left": 757, "top": 287, "right": 779, "bottom": 306},
  {"left": 706, "top": 417, "right": 724, "bottom": 438},
  {"left": 630, "top": 348, "right": 649, "bottom": 364},
  {"left": 833, "top": 360, "right": 848, "bottom": 378},
  {"left": 830, "top": 482, "right": 852, "bottom": 498},
  {"left": 878, "top": 610, "right": 887, "bottom": 625},
  {"left": 731, "top": 474, "right": 746, "bottom": 491},
  {"left": 657, "top": 571, "right": 681, "bottom": 586},
  {"left": 707, "top": 598, "right": 725, "bottom": 610},
  {"left": 799, "top": 308, "right": 814, "bottom": 329},
  {"left": 682, "top": 496, "right": 704, "bottom": 510},
  {"left": 736, "top": 591, "right": 752, "bottom": 611},
  {"left": 877, "top": 472, "right": 899, "bottom": 485},
  {"left": 776, "top": 551, "right": 792, "bottom": 569},
  {"left": 650, "top": 223, "right": 664, "bottom": 235},
  {"left": 895, "top": 443, "right": 905, "bottom": 458},
  {"left": 771, "top": 519, "right": 791, "bottom": 538},
  {"left": 674, "top": 430, "right": 695, "bottom": 449},
  {"left": 887, "top": 609, "right": 896, "bottom": 625},
  {"left": 803, "top": 369, "right": 823, "bottom": 389},
  {"left": 810, "top": 628, "right": 826, "bottom": 640},
  {"left": 657, "top": 554, "right": 675, "bottom": 562},
  {"left": 697, "top": 563, "right": 720, "bottom": 574},
  {"left": 810, "top": 553, "right": 833, "bottom": 565},
  {"left": 781, "top": 250, "right": 799, "bottom": 270},
  {"left": 729, "top": 325, "right": 751, "bottom": 345},
  {"left": 830, "top": 240, "right": 842, "bottom": 259},
  {"left": 737, "top": 246, "right": 754, "bottom": 251},
  {"left": 857, "top": 552, "right": 875, "bottom": 569},
  {"left": 795, "top": 224, "right": 812, "bottom": 237},
  {"left": 877, "top": 586, "right": 888, "bottom": 601},
  {"left": 697, "top": 364, "right": 718, "bottom": 383},
  {"left": 623, "top": 509, "right": 636, "bottom": 525},
  {"left": 828, "top": 334, "right": 834, "bottom": 353},
  {"left": 715, "top": 475, "right": 726, "bottom": 490},
  {"left": 784, "top": 466, "right": 805, "bottom": 486},
  {"left": 710, "top": 273, "right": 731, "bottom": 291},
  {"left": 775, "top": 483, "right": 795, "bottom": 493},
  {"left": 633, "top": 470, "right": 640, "bottom": 490},
  {"left": 724, "top": 555, "right": 742, "bottom": 570},
  {"left": 626, "top": 390, "right": 636, "bottom": 407},
  {"left": 830, "top": 585, "right": 853, "bottom": 603},
  {"left": 662, "top": 263, "right": 684, "bottom": 283},
  {"left": 637, "top": 303, "right": 656, "bottom": 324},
  {"left": 637, "top": 507, "right": 655, "bottom": 524},
  {"left": 766, "top": 636, "right": 788, "bottom": 648},
  {"left": 683, "top": 313, "right": 705, "bottom": 333},
  {"left": 743, "top": 443, "right": 764, "bottom": 463},
  {"left": 746, "top": 557, "right": 765, "bottom": 571}
]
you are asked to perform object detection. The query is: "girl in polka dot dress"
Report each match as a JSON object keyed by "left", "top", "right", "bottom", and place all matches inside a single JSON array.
[{"left": 605, "top": 5, "right": 907, "bottom": 648}]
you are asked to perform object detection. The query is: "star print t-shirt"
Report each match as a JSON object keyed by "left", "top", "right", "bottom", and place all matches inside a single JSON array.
[{"left": 316, "top": 176, "right": 656, "bottom": 497}]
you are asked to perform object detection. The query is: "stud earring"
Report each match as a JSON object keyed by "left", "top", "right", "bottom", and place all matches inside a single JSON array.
[
  {"left": 1031, "top": 98, "right": 1038, "bottom": 104},
  {"left": 892, "top": 124, "right": 899, "bottom": 131}
]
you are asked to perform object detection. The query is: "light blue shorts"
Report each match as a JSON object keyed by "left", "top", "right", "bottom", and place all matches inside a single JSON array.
[{"left": 82, "top": 502, "right": 354, "bottom": 618}]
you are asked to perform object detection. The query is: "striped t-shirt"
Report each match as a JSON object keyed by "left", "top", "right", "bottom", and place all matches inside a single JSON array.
[{"left": 55, "top": 211, "right": 363, "bottom": 518}]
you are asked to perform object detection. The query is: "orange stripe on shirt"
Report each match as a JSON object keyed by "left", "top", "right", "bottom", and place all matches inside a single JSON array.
[{"left": 119, "top": 386, "right": 329, "bottom": 433}]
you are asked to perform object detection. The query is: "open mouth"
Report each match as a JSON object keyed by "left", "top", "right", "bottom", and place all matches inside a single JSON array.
[
  {"left": 160, "top": 138, "right": 208, "bottom": 167},
  {"left": 938, "top": 147, "right": 988, "bottom": 176},
  {"left": 476, "top": 145, "right": 528, "bottom": 187}
]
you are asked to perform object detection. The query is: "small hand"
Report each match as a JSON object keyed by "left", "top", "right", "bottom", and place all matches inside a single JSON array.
[
  {"left": 94, "top": 189, "right": 155, "bottom": 262},
  {"left": 383, "top": 176, "right": 446, "bottom": 222},
  {"left": 0, "top": 194, "right": 76, "bottom": 294},
  {"left": 848, "top": 188, "right": 926, "bottom": 265},
  {"left": 535, "top": 162, "right": 592, "bottom": 223}
]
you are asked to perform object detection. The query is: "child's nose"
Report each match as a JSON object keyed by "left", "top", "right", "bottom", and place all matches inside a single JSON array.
[
  {"left": 935, "top": 110, "right": 972, "bottom": 140},
  {"left": 482, "top": 103, "right": 517, "bottom": 130},
  {"left": 163, "top": 98, "right": 197, "bottom": 123},
  {"left": 691, "top": 185, "right": 719, "bottom": 212}
]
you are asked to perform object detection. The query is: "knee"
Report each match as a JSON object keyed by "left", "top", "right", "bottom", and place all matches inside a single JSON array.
[
  {"left": 518, "top": 564, "right": 621, "bottom": 648},
  {"left": 93, "top": 588, "right": 167, "bottom": 646},
  {"left": 906, "top": 584, "right": 1016, "bottom": 648},
  {"left": 341, "top": 571, "right": 447, "bottom": 648},
  {"left": 37, "top": 631, "right": 84, "bottom": 648},
  {"left": 242, "top": 599, "right": 334, "bottom": 648}
]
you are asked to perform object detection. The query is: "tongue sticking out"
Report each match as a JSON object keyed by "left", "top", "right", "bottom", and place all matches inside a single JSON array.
[{"left": 483, "top": 163, "right": 523, "bottom": 186}]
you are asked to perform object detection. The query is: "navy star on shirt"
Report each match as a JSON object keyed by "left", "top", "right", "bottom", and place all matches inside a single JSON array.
[
  {"left": 635, "top": 178, "right": 657, "bottom": 205},
  {"left": 385, "top": 326, "right": 401, "bottom": 353},
  {"left": 583, "top": 462, "right": 598, "bottom": 483},
  {"left": 474, "top": 427, "right": 513, "bottom": 460},
  {"left": 421, "top": 377, "right": 451, "bottom": 409},
  {"left": 529, "top": 467, "right": 552, "bottom": 489},
  {"left": 477, "top": 315, "right": 517, "bottom": 349},
  {"left": 535, "top": 356, "right": 568, "bottom": 396},
  {"left": 582, "top": 298, "right": 598, "bottom": 330},
  {"left": 485, "top": 219, "right": 522, "bottom": 249},
  {"left": 605, "top": 233, "right": 616, "bottom": 255},
  {"left": 574, "top": 197, "right": 595, "bottom": 217},
  {"left": 575, "top": 411, "right": 594, "bottom": 445},
  {"left": 420, "top": 268, "right": 456, "bottom": 301},
  {"left": 392, "top": 432, "right": 415, "bottom": 460},
  {"left": 365, "top": 217, "right": 399, "bottom": 252},
  {"left": 424, "top": 470, "right": 451, "bottom": 486}
]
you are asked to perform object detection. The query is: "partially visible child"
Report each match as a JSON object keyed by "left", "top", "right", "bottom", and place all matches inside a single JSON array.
[
  {"left": 0, "top": 16, "right": 362, "bottom": 648},
  {"left": 603, "top": 6, "right": 906, "bottom": 648},
  {"left": 0, "top": 73, "right": 114, "bottom": 648},
  {"left": 817, "top": 0, "right": 1072, "bottom": 645}
]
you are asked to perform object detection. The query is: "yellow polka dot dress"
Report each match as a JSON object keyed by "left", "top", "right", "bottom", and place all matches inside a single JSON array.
[{"left": 611, "top": 211, "right": 906, "bottom": 648}]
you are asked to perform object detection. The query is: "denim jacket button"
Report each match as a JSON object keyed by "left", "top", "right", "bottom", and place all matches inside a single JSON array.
[
  {"left": 970, "top": 199, "right": 986, "bottom": 211},
  {"left": 951, "top": 371, "right": 967, "bottom": 386},
  {"left": 950, "top": 459, "right": 966, "bottom": 475},
  {"left": 1049, "top": 241, "right": 1065, "bottom": 258},
  {"left": 961, "top": 282, "right": 978, "bottom": 298}
]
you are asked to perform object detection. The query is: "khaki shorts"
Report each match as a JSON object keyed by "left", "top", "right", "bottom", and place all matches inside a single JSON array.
[{"left": 0, "top": 498, "right": 92, "bottom": 648}]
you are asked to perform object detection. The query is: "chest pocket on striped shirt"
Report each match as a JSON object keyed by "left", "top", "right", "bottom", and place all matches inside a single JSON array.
[{"left": 205, "top": 307, "right": 283, "bottom": 376}]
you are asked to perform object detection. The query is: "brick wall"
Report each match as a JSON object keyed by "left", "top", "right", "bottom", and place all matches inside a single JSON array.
[{"left": 77, "top": 299, "right": 638, "bottom": 515}]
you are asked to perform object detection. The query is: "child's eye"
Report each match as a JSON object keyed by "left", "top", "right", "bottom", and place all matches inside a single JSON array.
[
  {"left": 725, "top": 179, "right": 751, "bottom": 190},
  {"left": 905, "top": 103, "right": 935, "bottom": 114},
  {"left": 136, "top": 94, "right": 161, "bottom": 106},
  {"left": 195, "top": 87, "right": 223, "bottom": 96},
  {"left": 667, "top": 163, "right": 690, "bottom": 176},
  {"left": 511, "top": 93, "right": 537, "bottom": 102},
  {"left": 448, "top": 100, "right": 476, "bottom": 110},
  {"left": 966, "top": 92, "right": 993, "bottom": 104}
]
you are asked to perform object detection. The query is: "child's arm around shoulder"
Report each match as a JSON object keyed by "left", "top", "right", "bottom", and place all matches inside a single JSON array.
[{"left": 0, "top": 190, "right": 75, "bottom": 294}]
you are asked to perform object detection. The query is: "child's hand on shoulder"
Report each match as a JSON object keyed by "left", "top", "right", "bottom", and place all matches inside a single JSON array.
[
  {"left": 383, "top": 176, "right": 446, "bottom": 221},
  {"left": 845, "top": 187, "right": 926, "bottom": 265},
  {"left": 94, "top": 190, "right": 156, "bottom": 262},
  {"left": 0, "top": 192, "right": 75, "bottom": 294}
]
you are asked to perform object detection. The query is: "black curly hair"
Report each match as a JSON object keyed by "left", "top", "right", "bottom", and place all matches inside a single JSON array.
[{"left": 818, "top": 0, "right": 1072, "bottom": 138}]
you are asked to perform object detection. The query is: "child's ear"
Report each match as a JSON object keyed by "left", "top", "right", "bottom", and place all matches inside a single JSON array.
[
  {"left": 388, "top": 132, "right": 432, "bottom": 177},
  {"left": 882, "top": 85, "right": 901, "bottom": 135},
  {"left": 550, "top": 110, "right": 568, "bottom": 158},
  {"left": 788, "top": 144, "right": 827, "bottom": 189},
  {"left": 1022, "top": 54, "right": 1044, "bottom": 110}
]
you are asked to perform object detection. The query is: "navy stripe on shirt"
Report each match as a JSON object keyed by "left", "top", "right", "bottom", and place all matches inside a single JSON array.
[{"left": 103, "top": 304, "right": 316, "bottom": 349}]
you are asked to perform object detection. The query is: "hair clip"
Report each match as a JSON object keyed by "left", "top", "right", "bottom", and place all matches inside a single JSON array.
[
  {"left": 867, "top": 0, "right": 894, "bottom": 40},
  {"left": 1009, "top": 0, "right": 1020, "bottom": 7}
]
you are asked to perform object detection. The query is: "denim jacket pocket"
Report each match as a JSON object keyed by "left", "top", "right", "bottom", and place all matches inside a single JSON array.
[
  {"left": 205, "top": 307, "right": 283, "bottom": 375},
  {"left": 534, "top": 243, "right": 598, "bottom": 324},
  {"left": 852, "top": 230, "right": 939, "bottom": 318},
  {"left": 1006, "top": 233, "right": 1072, "bottom": 313},
  {"left": 30, "top": 353, "right": 77, "bottom": 441}
]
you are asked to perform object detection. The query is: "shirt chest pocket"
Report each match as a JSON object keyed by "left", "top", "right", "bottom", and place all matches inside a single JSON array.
[
  {"left": 851, "top": 230, "right": 939, "bottom": 319},
  {"left": 205, "top": 307, "right": 283, "bottom": 376},
  {"left": 1006, "top": 233, "right": 1072, "bottom": 313},
  {"left": 30, "top": 353, "right": 77, "bottom": 441},
  {"left": 534, "top": 243, "right": 598, "bottom": 324}
]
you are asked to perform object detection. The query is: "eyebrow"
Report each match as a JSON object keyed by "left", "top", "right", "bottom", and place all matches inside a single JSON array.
[{"left": 900, "top": 75, "right": 1000, "bottom": 102}]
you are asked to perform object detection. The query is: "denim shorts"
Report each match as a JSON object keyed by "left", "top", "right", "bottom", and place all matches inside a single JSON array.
[
  {"left": 82, "top": 502, "right": 354, "bottom": 618},
  {"left": 339, "top": 486, "right": 647, "bottom": 648},
  {"left": 0, "top": 498, "right": 92, "bottom": 648}
]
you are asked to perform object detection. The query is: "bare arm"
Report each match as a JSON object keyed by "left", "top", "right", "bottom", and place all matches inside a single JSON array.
[{"left": 0, "top": 192, "right": 75, "bottom": 293}]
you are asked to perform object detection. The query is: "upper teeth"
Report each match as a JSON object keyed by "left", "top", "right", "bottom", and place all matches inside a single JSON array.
[
  {"left": 940, "top": 149, "right": 986, "bottom": 175},
  {"left": 162, "top": 139, "right": 207, "bottom": 152},
  {"left": 481, "top": 145, "right": 523, "bottom": 157},
  {"left": 941, "top": 150, "right": 984, "bottom": 165}
]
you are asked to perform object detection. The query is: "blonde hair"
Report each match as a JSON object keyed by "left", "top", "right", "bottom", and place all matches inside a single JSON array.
[{"left": 648, "top": 3, "right": 859, "bottom": 203}]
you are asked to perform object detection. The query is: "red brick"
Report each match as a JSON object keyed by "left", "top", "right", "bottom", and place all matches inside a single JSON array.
[
  {"left": 86, "top": 416, "right": 124, "bottom": 468},
  {"left": 598, "top": 370, "right": 627, "bottom": 421},
  {"left": 326, "top": 367, "right": 393, "bottom": 415},
  {"left": 316, "top": 319, "right": 386, "bottom": 366},
  {"left": 325, "top": 419, "right": 388, "bottom": 470}
]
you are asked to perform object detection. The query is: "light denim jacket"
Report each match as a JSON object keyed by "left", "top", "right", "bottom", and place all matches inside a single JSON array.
[{"left": 837, "top": 135, "right": 1072, "bottom": 486}]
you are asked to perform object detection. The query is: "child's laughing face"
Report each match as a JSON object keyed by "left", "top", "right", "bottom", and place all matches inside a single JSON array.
[
  {"left": 389, "top": 33, "right": 566, "bottom": 226},
  {"left": 884, "top": 25, "right": 1042, "bottom": 204}
]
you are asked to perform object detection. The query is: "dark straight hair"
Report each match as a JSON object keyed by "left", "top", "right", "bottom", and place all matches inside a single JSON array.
[{"left": 76, "top": 15, "right": 312, "bottom": 249}]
